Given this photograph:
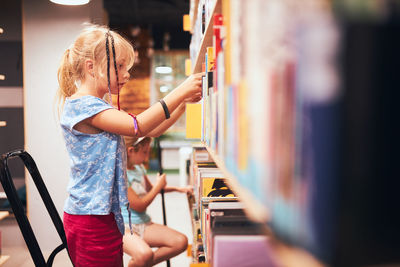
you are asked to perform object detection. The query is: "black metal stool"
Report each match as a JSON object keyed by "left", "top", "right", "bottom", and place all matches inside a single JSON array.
[{"left": 0, "top": 149, "right": 72, "bottom": 267}]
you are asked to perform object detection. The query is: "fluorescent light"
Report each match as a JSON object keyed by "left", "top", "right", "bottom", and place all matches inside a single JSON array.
[
  {"left": 155, "top": 66, "right": 172, "bottom": 74},
  {"left": 50, "top": 0, "right": 90, "bottom": 6},
  {"left": 0, "top": 75, "right": 5, "bottom": 80},
  {"left": 0, "top": 28, "right": 3, "bottom": 34},
  {"left": 160, "top": 85, "right": 169, "bottom": 93}
]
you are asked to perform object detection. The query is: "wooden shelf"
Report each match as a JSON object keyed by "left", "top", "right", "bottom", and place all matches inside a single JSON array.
[
  {"left": 0, "top": 211, "right": 9, "bottom": 221},
  {"left": 201, "top": 144, "right": 269, "bottom": 223},
  {"left": 0, "top": 255, "right": 10, "bottom": 265},
  {"left": 192, "top": 0, "right": 221, "bottom": 73}
]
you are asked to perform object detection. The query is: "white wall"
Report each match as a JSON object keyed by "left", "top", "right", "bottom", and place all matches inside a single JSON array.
[{"left": 22, "top": 0, "right": 103, "bottom": 250}]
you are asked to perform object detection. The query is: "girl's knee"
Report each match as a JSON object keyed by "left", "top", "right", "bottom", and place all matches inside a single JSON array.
[
  {"left": 135, "top": 247, "right": 154, "bottom": 266},
  {"left": 174, "top": 234, "right": 188, "bottom": 252}
]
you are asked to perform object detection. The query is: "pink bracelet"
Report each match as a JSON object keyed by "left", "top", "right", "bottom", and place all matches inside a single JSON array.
[{"left": 128, "top": 113, "right": 139, "bottom": 136}]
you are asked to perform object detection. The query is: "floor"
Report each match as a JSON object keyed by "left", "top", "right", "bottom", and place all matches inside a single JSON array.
[{"left": 0, "top": 173, "right": 193, "bottom": 267}]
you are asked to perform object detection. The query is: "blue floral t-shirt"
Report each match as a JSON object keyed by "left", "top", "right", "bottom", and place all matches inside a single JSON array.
[{"left": 60, "top": 95, "right": 129, "bottom": 235}]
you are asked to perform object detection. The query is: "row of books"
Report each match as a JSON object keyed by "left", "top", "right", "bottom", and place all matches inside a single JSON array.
[
  {"left": 188, "top": 146, "right": 274, "bottom": 266},
  {"left": 189, "top": 0, "right": 217, "bottom": 67},
  {"left": 195, "top": 11, "right": 224, "bottom": 152}
]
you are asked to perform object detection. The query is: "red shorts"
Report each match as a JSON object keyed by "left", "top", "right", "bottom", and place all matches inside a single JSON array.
[{"left": 63, "top": 212, "right": 123, "bottom": 267}]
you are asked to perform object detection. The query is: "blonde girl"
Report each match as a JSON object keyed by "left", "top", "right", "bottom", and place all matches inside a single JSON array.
[{"left": 57, "top": 24, "right": 202, "bottom": 267}]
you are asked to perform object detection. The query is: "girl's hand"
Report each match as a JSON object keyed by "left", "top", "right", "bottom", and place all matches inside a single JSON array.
[
  {"left": 184, "top": 92, "right": 202, "bottom": 103},
  {"left": 179, "top": 185, "right": 194, "bottom": 195},
  {"left": 179, "top": 72, "right": 204, "bottom": 99},
  {"left": 155, "top": 173, "right": 167, "bottom": 191}
]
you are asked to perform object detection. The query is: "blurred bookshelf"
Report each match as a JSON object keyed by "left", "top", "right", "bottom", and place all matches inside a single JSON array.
[{"left": 186, "top": 0, "right": 400, "bottom": 266}]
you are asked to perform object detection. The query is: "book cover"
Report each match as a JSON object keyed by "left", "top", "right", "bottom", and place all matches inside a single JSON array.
[
  {"left": 186, "top": 103, "right": 202, "bottom": 139},
  {"left": 212, "top": 235, "right": 277, "bottom": 267},
  {"left": 201, "top": 178, "right": 234, "bottom": 198}
]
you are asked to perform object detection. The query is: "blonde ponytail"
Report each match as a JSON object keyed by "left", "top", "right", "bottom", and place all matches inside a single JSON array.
[
  {"left": 58, "top": 49, "right": 77, "bottom": 98},
  {"left": 55, "top": 48, "right": 78, "bottom": 118}
]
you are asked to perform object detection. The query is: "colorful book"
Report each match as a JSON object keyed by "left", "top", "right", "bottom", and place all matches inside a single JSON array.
[{"left": 212, "top": 235, "right": 277, "bottom": 267}]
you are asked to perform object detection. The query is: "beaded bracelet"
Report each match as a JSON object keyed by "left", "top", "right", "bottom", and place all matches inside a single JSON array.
[
  {"left": 128, "top": 113, "right": 139, "bottom": 136},
  {"left": 159, "top": 99, "right": 170, "bottom": 119}
]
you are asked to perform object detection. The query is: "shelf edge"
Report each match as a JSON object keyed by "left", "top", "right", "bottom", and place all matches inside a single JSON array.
[{"left": 203, "top": 144, "right": 269, "bottom": 223}]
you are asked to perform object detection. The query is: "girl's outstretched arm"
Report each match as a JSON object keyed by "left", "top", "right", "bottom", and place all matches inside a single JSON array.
[
  {"left": 163, "top": 185, "right": 193, "bottom": 194},
  {"left": 146, "top": 103, "right": 186, "bottom": 137},
  {"left": 143, "top": 171, "right": 193, "bottom": 194},
  {"left": 147, "top": 90, "right": 202, "bottom": 137},
  {"left": 88, "top": 73, "right": 203, "bottom": 137}
]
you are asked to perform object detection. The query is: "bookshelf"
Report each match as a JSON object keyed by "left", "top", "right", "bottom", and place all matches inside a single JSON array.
[
  {"left": 186, "top": 0, "right": 332, "bottom": 266},
  {"left": 187, "top": 0, "right": 400, "bottom": 266}
]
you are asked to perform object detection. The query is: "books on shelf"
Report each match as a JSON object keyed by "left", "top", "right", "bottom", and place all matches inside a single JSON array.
[
  {"left": 189, "top": 0, "right": 400, "bottom": 265},
  {"left": 193, "top": 147, "right": 211, "bottom": 162},
  {"left": 207, "top": 201, "right": 245, "bottom": 260},
  {"left": 189, "top": 144, "right": 274, "bottom": 265}
]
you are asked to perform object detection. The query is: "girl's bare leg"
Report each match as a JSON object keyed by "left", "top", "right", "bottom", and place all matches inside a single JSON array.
[
  {"left": 143, "top": 223, "right": 188, "bottom": 265},
  {"left": 123, "top": 231, "right": 154, "bottom": 267}
]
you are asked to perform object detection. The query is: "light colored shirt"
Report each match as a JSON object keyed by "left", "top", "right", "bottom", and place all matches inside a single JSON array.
[
  {"left": 60, "top": 95, "right": 129, "bottom": 234},
  {"left": 121, "top": 165, "right": 151, "bottom": 225}
]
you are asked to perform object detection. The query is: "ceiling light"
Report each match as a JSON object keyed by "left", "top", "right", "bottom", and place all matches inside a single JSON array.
[
  {"left": 160, "top": 85, "right": 169, "bottom": 93},
  {"left": 0, "top": 75, "right": 5, "bottom": 80},
  {"left": 49, "top": 0, "right": 90, "bottom": 6},
  {"left": 0, "top": 28, "right": 3, "bottom": 34},
  {"left": 0, "top": 121, "right": 6, "bottom": 127},
  {"left": 155, "top": 66, "right": 172, "bottom": 74}
]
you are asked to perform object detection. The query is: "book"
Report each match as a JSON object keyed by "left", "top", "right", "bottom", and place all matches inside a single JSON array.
[
  {"left": 201, "top": 178, "right": 234, "bottom": 198},
  {"left": 213, "top": 13, "right": 224, "bottom": 93},
  {"left": 212, "top": 235, "right": 277, "bottom": 267},
  {"left": 186, "top": 103, "right": 202, "bottom": 139}
]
